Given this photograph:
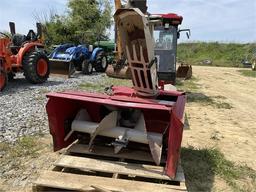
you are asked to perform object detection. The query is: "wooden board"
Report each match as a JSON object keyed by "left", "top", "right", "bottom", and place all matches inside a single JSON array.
[
  {"left": 34, "top": 171, "right": 187, "bottom": 192},
  {"left": 67, "top": 143, "right": 166, "bottom": 163},
  {"left": 54, "top": 155, "right": 185, "bottom": 182}
]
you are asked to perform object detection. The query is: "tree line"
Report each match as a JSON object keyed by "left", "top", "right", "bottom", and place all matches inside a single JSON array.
[{"left": 34, "top": 0, "right": 112, "bottom": 47}]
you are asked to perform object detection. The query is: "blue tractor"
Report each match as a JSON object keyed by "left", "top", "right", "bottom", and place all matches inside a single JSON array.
[{"left": 49, "top": 44, "right": 108, "bottom": 77}]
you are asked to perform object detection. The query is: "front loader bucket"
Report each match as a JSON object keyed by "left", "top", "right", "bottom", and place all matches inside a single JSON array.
[
  {"left": 176, "top": 64, "right": 192, "bottom": 79},
  {"left": 106, "top": 65, "right": 132, "bottom": 79},
  {"left": 49, "top": 59, "right": 75, "bottom": 78}
]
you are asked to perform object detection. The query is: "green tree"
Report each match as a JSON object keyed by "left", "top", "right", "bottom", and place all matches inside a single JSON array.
[
  {"left": 67, "top": 0, "right": 112, "bottom": 43},
  {"left": 35, "top": 0, "right": 112, "bottom": 46}
]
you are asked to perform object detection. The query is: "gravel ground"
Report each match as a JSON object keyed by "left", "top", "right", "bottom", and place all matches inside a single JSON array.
[{"left": 0, "top": 72, "right": 104, "bottom": 142}]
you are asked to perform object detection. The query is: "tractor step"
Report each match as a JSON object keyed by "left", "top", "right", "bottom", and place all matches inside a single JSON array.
[{"left": 33, "top": 142, "right": 187, "bottom": 192}]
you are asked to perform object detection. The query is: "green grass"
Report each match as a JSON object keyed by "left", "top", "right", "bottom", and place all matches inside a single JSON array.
[
  {"left": 182, "top": 146, "right": 256, "bottom": 192},
  {"left": 178, "top": 42, "right": 256, "bottom": 67},
  {"left": 238, "top": 70, "right": 256, "bottom": 78},
  {"left": 0, "top": 136, "right": 43, "bottom": 176},
  {"left": 0, "top": 136, "right": 41, "bottom": 158},
  {"left": 78, "top": 76, "right": 132, "bottom": 92},
  {"left": 176, "top": 77, "right": 199, "bottom": 91}
]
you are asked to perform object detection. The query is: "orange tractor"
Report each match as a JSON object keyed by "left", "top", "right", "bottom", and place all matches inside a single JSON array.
[{"left": 0, "top": 22, "right": 49, "bottom": 91}]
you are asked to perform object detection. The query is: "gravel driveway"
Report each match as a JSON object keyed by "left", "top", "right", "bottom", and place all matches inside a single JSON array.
[{"left": 0, "top": 72, "right": 104, "bottom": 142}]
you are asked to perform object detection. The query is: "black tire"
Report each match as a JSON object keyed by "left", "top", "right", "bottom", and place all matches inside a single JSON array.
[
  {"left": 23, "top": 50, "right": 50, "bottom": 84},
  {"left": 0, "top": 70, "right": 7, "bottom": 91},
  {"left": 74, "top": 56, "right": 85, "bottom": 71},
  {"left": 94, "top": 51, "right": 108, "bottom": 72},
  {"left": 75, "top": 65, "right": 82, "bottom": 72},
  {"left": 82, "top": 60, "right": 93, "bottom": 75}
]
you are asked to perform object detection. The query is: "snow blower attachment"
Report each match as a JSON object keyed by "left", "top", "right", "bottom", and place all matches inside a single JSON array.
[{"left": 46, "top": 6, "right": 186, "bottom": 179}]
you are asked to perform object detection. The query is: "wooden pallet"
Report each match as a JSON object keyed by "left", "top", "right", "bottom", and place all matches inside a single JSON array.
[{"left": 33, "top": 142, "right": 187, "bottom": 192}]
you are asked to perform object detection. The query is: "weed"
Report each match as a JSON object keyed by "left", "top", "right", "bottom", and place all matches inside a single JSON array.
[
  {"left": 176, "top": 76, "right": 199, "bottom": 91},
  {"left": 0, "top": 136, "right": 43, "bottom": 176},
  {"left": 214, "top": 101, "right": 233, "bottom": 109},
  {"left": 177, "top": 78, "right": 233, "bottom": 109}
]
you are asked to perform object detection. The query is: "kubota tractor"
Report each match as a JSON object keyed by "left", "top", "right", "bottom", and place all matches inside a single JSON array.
[{"left": 0, "top": 22, "right": 49, "bottom": 91}]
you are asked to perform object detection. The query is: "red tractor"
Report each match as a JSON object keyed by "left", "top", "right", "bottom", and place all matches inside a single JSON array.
[{"left": 0, "top": 22, "right": 49, "bottom": 91}]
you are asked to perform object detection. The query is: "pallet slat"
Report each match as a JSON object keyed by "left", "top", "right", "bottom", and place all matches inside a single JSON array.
[
  {"left": 34, "top": 171, "right": 187, "bottom": 192},
  {"left": 54, "top": 155, "right": 185, "bottom": 182}
]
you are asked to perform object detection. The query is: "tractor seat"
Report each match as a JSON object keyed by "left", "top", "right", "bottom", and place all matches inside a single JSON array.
[
  {"left": 12, "top": 34, "right": 27, "bottom": 47},
  {"left": 10, "top": 34, "right": 27, "bottom": 54},
  {"left": 26, "top": 30, "right": 37, "bottom": 41}
]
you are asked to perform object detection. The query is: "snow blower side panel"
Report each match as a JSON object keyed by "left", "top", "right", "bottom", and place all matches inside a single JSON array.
[{"left": 46, "top": 90, "right": 185, "bottom": 178}]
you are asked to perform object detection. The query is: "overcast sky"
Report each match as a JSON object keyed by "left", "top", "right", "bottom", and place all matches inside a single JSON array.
[{"left": 0, "top": 0, "right": 255, "bottom": 43}]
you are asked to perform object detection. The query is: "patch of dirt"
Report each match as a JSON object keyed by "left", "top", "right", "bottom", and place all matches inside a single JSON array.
[
  {"left": 0, "top": 136, "right": 58, "bottom": 192},
  {"left": 183, "top": 66, "right": 256, "bottom": 169}
]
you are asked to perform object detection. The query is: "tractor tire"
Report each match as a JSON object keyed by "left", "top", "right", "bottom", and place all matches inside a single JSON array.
[
  {"left": 75, "top": 65, "right": 82, "bottom": 72},
  {"left": 0, "top": 70, "right": 7, "bottom": 91},
  {"left": 8, "top": 72, "right": 15, "bottom": 81},
  {"left": 23, "top": 50, "right": 50, "bottom": 84},
  {"left": 94, "top": 51, "right": 108, "bottom": 72},
  {"left": 82, "top": 60, "right": 93, "bottom": 75}
]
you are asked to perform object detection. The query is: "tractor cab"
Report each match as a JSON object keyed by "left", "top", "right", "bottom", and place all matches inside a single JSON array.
[{"left": 150, "top": 14, "right": 190, "bottom": 84}]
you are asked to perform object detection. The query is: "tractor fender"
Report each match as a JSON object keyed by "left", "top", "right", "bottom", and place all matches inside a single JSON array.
[
  {"left": 71, "top": 45, "right": 89, "bottom": 61},
  {"left": 90, "top": 47, "right": 103, "bottom": 62},
  {"left": 17, "top": 42, "right": 44, "bottom": 65}
]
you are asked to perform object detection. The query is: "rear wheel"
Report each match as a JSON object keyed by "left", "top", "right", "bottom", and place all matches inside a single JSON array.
[
  {"left": 94, "top": 51, "right": 108, "bottom": 72},
  {"left": 23, "top": 51, "right": 50, "bottom": 84},
  {"left": 0, "top": 70, "right": 7, "bottom": 91},
  {"left": 82, "top": 60, "right": 93, "bottom": 75}
]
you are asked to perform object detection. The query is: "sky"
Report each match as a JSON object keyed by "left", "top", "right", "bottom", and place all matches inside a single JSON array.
[{"left": 0, "top": 0, "right": 255, "bottom": 43}]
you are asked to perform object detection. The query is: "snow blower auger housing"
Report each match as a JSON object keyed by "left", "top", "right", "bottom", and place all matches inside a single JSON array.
[{"left": 46, "top": 7, "right": 186, "bottom": 179}]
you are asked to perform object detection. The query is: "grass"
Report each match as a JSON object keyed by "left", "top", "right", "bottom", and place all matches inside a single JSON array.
[
  {"left": 238, "top": 70, "right": 256, "bottom": 78},
  {"left": 182, "top": 146, "right": 256, "bottom": 192},
  {"left": 178, "top": 42, "right": 256, "bottom": 67},
  {"left": 78, "top": 76, "right": 132, "bottom": 92},
  {"left": 176, "top": 77, "right": 199, "bottom": 91},
  {"left": 176, "top": 77, "right": 233, "bottom": 109},
  {"left": 0, "top": 136, "right": 43, "bottom": 177}
]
